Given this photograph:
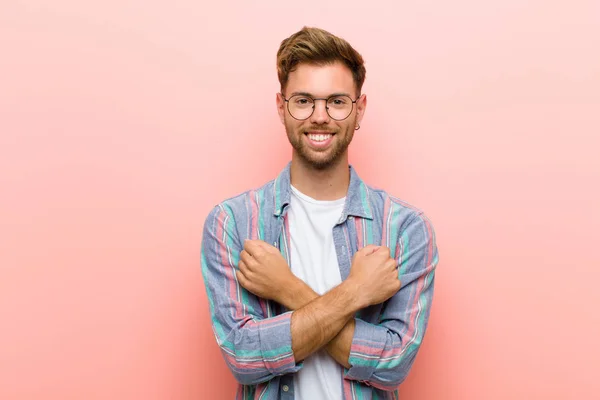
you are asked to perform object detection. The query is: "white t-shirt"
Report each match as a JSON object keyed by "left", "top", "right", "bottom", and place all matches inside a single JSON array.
[{"left": 289, "top": 185, "right": 345, "bottom": 400}]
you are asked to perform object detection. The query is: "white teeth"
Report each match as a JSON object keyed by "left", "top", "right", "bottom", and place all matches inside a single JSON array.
[{"left": 308, "top": 134, "right": 332, "bottom": 142}]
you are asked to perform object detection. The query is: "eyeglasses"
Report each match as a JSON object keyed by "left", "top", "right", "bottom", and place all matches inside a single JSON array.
[{"left": 282, "top": 94, "right": 358, "bottom": 121}]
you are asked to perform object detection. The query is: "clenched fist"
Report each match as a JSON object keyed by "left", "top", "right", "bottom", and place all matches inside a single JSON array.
[
  {"left": 236, "top": 239, "right": 297, "bottom": 304},
  {"left": 347, "top": 245, "right": 401, "bottom": 308}
]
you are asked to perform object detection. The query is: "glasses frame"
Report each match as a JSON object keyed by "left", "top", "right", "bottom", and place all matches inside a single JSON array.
[{"left": 282, "top": 93, "right": 358, "bottom": 121}]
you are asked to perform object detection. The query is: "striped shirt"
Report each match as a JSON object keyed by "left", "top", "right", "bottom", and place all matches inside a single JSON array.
[{"left": 201, "top": 162, "right": 439, "bottom": 399}]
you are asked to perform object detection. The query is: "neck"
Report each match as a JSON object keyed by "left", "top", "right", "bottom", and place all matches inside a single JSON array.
[{"left": 290, "top": 152, "right": 350, "bottom": 201}]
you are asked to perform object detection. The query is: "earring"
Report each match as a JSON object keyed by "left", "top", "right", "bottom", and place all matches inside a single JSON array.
[{"left": 355, "top": 123, "right": 360, "bottom": 131}]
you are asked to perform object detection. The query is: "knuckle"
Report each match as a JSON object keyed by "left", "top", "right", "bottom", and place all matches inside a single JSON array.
[
  {"left": 253, "top": 249, "right": 264, "bottom": 259},
  {"left": 244, "top": 269, "right": 253, "bottom": 280},
  {"left": 236, "top": 271, "right": 245, "bottom": 283},
  {"left": 377, "top": 249, "right": 389, "bottom": 258}
]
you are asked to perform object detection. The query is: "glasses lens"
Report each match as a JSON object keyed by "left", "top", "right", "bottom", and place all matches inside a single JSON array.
[
  {"left": 326, "top": 95, "right": 353, "bottom": 120},
  {"left": 288, "top": 95, "right": 314, "bottom": 120}
]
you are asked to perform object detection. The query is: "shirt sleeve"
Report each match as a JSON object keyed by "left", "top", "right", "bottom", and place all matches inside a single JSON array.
[
  {"left": 343, "top": 211, "right": 439, "bottom": 391},
  {"left": 201, "top": 204, "right": 303, "bottom": 385}
]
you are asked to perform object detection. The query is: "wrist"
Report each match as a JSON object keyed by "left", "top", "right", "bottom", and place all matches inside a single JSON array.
[{"left": 340, "top": 277, "right": 367, "bottom": 310}]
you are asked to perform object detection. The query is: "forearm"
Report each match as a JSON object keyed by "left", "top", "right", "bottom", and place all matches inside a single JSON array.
[
  {"left": 283, "top": 280, "right": 355, "bottom": 367},
  {"left": 325, "top": 319, "right": 354, "bottom": 368},
  {"left": 289, "top": 280, "right": 360, "bottom": 362}
]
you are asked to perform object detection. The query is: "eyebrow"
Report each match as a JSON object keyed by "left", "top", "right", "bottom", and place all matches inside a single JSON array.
[{"left": 289, "top": 91, "right": 354, "bottom": 98}]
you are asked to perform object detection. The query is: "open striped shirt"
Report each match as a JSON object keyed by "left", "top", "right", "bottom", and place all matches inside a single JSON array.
[{"left": 201, "top": 162, "right": 439, "bottom": 399}]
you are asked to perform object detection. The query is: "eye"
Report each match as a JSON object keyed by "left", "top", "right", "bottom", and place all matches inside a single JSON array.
[
  {"left": 327, "top": 96, "right": 351, "bottom": 108},
  {"left": 294, "top": 97, "right": 311, "bottom": 105}
]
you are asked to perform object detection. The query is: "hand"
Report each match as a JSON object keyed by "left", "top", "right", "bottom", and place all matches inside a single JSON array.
[
  {"left": 236, "top": 239, "right": 297, "bottom": 304},
  {"left": 346, "top": 245, "right": 401, "bottom": 308}
]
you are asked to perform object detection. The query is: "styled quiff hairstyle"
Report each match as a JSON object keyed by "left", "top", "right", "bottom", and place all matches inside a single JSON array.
[{"left": 276, "top": 26, "right": 366, "bottom": 96}]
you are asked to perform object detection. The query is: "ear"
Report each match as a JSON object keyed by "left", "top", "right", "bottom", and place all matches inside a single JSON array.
[
  {"left": 276, "top": 92, "right": 286, "bottom": 125},
  {"left": 355, "top": 93, "right": 367, "bottom": 126}
]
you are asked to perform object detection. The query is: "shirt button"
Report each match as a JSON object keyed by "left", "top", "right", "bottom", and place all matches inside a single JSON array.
[
  {"left": 273, "top": 241, "right": 277, "bottom": 246},
  {"left": 282, "top": 385, "right": 289, "bottom": 392},
  {"left": 348, "top": 216, "right": 354, "bottom": 220}
]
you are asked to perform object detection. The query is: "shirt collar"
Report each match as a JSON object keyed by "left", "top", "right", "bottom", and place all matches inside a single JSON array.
[{"left": 273, "top": 162, "right": 374, "bottom": 221}]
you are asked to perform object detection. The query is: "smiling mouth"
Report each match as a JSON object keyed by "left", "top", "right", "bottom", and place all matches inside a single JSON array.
[
  {"left": 306, "top": 132, "right": 334, "bottom": 142},
  {"left": 303, "top": 131, "right": 336, "bottom": 149}
]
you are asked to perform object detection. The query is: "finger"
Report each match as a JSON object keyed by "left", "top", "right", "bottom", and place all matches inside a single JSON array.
[
  {"left": 361, "top": 244, "right": 380, "bottom": 255},
  {"left": 245, "top": 240, "right": 266, "bottom": 258},
  {"left": 386, "top": 259, "right": 398, "bottom": 270},
  {"left": 378, "top": 246, "right": 391, "bottom": 255},
  {"left": 368, "top": 247, "right": 387, "bottom": 259},
  {"left": 254, "top": 240, "right": 277, "bottom": 253},
  {"left": 393, "top": 278, "right": 402, "bottom": 292},
  {"left": 376, "top": 247, "right": 392, "bottom": 259},
  {"left": 239, "top": 259, "right": 248, "bottom": 273},
  {"left": 252, "top": 247, "right": 265, "bottom": 259},
  {"left": 236, "top": 269, "right": 248, "bottom": 288},
  {"left": 369, "top": 246, "right": 386, "bottom": 257},
  {"left": 240, "top": 250, "right": 249, "bottom": 264},
  {"left": 253, "top": 240, "right": 269, "bottom": 248},
  {"left": 243, "top": 239, "right": 255, "bottom": 255},
  {"left": 240, "top": 259, "right": 257, "bottom": 274},
  {"left": 241, "top": 249, "right": 256, "bottom": 264},
  {"left": 238, "top": 272, "right": 255, "bottom": 293},
  {"left": 243, "top": 258, "right": 258, "bottom": 273},
  {"left": 252, "top": 240, "right": 271, "bottom": 253}
]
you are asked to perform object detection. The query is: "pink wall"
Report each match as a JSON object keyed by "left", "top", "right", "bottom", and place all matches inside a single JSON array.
[{"left": 1, "top": 1, "right": 599, "bottom": 399}]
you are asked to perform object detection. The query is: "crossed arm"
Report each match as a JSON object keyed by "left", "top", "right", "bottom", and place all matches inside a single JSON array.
[
  {"left": 236, "top": 238, "right": 392, "bottom": 367},
  {"left": 272, "top": 276, "right": 356, "bottom": 368},
  {"left": 201, "top": 205, "right": 438, "bottom": 389}
]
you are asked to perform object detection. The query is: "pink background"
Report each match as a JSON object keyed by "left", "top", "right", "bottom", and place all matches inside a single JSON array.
[{"left": 1, "top": 1, "right": 599, "bottom": 399}]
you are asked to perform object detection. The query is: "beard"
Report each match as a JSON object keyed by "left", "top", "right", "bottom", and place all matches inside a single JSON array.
[{"left": 284, "top": 116, "right": 356, "bottom": 170}]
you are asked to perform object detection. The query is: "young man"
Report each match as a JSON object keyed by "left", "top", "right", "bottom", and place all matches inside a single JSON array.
[{"left": 201, "top": 27, "right": 439, "bottom": 400}]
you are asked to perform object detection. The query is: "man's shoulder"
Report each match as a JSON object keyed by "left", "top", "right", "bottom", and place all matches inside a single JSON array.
[
  {"left": 363, "top": 182, "right": 423, "bottom": 213},
  {"left": 363, "top": 182, "right": 432, "bottom": 228}
]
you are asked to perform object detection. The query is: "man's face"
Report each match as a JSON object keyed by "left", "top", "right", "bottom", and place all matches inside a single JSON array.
[{"left": 277, "top": 62, "right": 366, "bottom": 170}]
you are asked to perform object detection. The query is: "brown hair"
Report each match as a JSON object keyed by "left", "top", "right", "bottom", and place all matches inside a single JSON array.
[{"left": 276, "top": 27, "right": 366, "bottom": 96}]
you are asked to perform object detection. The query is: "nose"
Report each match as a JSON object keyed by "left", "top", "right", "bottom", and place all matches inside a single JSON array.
[{"left": 310, "top": 99, "right": 330, "bottom": 124}]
